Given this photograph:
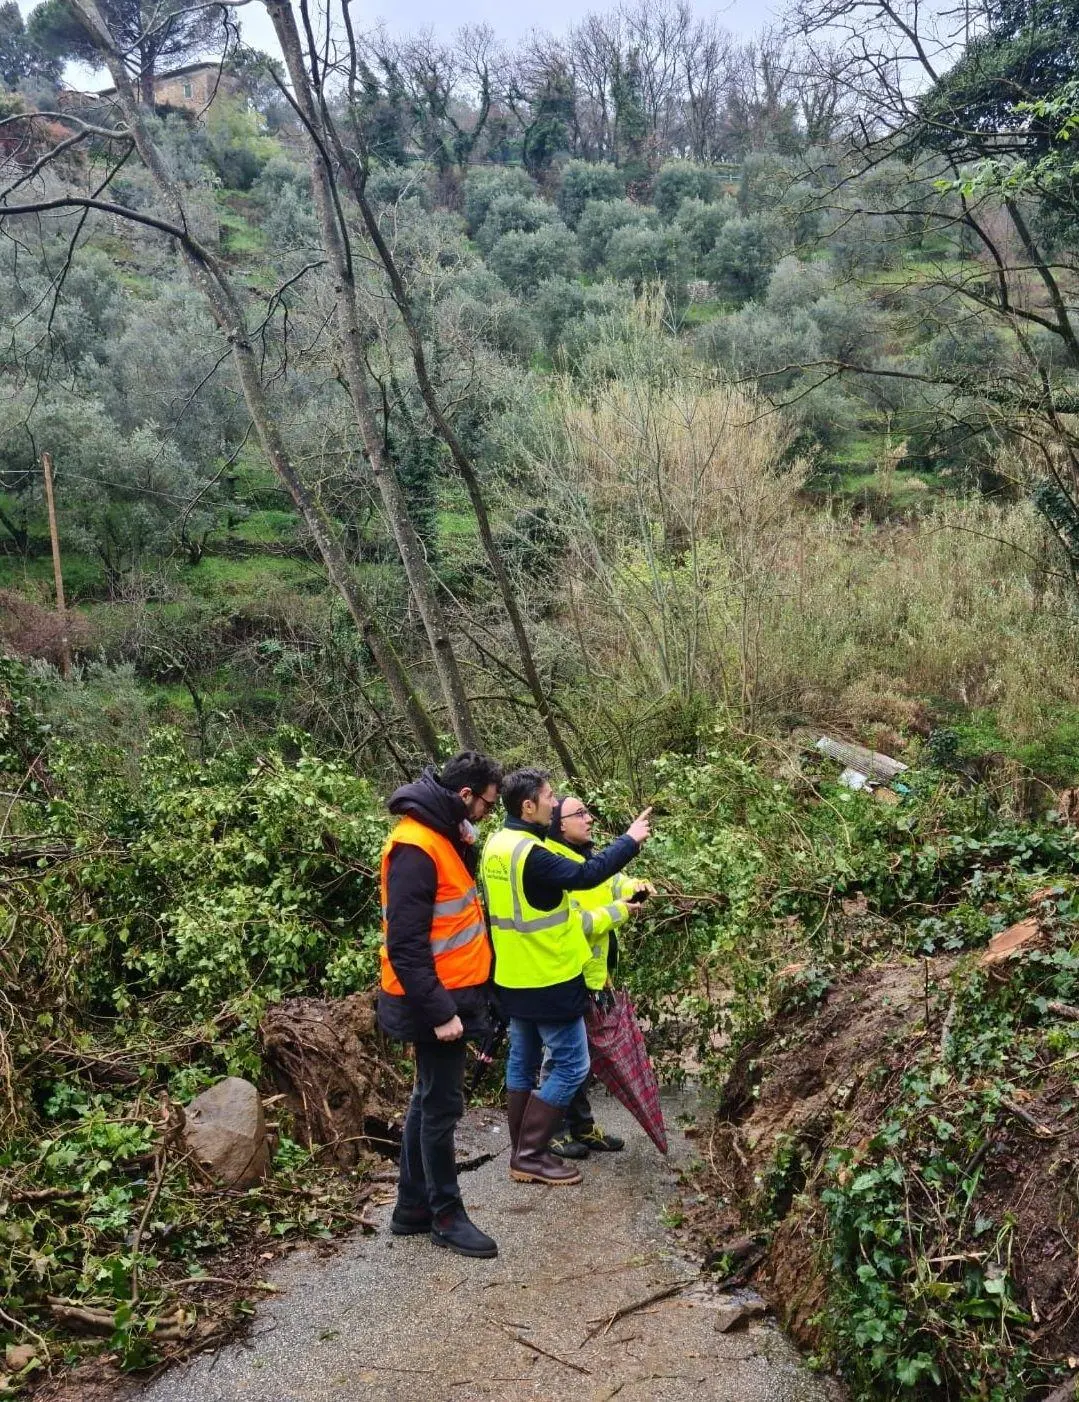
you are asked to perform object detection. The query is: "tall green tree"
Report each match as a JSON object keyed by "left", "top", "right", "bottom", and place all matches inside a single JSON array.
[
  {"left": 0, "top": 1, "right": 60, "bottom": 87},
  {"left": 28, "top": 0, "right": 222, "bottom": 103}
]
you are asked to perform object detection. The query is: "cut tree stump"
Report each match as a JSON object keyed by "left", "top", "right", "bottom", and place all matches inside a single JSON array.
[
  {"left": 260, "top": 994, "right": 393, "bottom": 1169},
  {"left": 979, "top": 918, "right": 1045, "bottom": 968}
]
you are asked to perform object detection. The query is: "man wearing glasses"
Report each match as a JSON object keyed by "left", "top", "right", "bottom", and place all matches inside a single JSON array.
[
  {"left": 378, "top": 751, "right": 504, "bottom": 1257},
  {"left": 481, "top": 769, "right": 651, "bottom": 1186}
]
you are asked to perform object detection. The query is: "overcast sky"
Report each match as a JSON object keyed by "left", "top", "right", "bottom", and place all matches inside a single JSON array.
[{"left": 19, "top": 0, "right": 776, "bottom": 88}]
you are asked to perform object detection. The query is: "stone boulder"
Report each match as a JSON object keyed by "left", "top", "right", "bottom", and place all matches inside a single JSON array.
[{"left": 182, "top": 1076, "right": 269, "bottom": 1188}]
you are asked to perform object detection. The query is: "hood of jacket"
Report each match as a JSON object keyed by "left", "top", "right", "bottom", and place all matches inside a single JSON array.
[{"left": 387, "top": 767, "right": 467, "bottom": 843}]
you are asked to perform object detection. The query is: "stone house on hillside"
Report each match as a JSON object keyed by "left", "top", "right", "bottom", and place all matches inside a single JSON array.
[{"left": 97, "top": 61, "right": 240, "bottom": 114}]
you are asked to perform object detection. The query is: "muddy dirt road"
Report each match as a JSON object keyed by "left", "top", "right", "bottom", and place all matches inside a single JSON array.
[{"left": 129, "top": 1093, "right": 843, "bottom": 1402}]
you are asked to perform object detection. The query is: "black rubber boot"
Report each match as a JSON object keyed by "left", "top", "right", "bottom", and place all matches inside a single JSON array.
[
  {"left": 430, "top": 1206, "right": 498, "bottom": 1258},
  {"left": 389, "top": 1203, "right": 433, "bottom": 1236},
  {"left": 507, "top": 1089, "right": 530, "bottom": 1156}
]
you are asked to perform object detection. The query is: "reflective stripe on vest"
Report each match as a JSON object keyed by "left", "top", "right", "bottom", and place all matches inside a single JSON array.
[
  {"left": 380, "top": 816, "right": 490, "bottom": 996},
  {"left": 545, "top": 837, "right": 626, "bottom": 992},
  {"left": 481, "top": 827, "right": 585, "bottom": 990},
  {"left": 431, "top": 916, "right": 487, "bottom": 955},
  {"left": 579, "top": 901, "right": 624, "bottom": 937},
  {"left": 381, "top": 886, "right": 480, "bottom": 922}
]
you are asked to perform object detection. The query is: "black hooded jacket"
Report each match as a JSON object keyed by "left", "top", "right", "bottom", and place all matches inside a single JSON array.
[{"left": 376, "top": 768, "right": 492, "bottom": 1045}]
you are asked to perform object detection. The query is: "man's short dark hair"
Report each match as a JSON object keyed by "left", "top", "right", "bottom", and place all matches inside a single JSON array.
[
  {"left": 439, "top": 751, "right": 503, "bottom": 796},
  {"left": 501, "top": 767, "right": 551, "bottom": 819}
]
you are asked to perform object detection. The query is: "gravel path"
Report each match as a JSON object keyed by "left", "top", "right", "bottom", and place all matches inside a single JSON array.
[{"left": 130, "top": 1090, "right": 843, "bottom": 1402}]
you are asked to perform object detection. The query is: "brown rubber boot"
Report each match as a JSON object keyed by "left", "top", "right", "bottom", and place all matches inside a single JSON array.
[
  {"left": 510, "top": 1095, "right": 582, "bottom": 1186},
  {"left": 507, "top": 1090, "right": 530, "bottom": 1156}
]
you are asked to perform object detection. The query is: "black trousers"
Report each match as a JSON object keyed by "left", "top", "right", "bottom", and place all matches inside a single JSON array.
[
  {"left": 397, "top": 1039, "right": 467, "bottom": 1217},
  {"left": 566, "top": 1081, "right": 595, "bottom": 1137}
]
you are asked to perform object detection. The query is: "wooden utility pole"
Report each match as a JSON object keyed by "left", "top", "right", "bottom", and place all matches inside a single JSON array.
[{"left": 40, "top": 452, "right": 71, "bottom": 679}]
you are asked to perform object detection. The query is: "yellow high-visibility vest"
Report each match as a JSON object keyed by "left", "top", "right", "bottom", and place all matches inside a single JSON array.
[
  {"left": 480, "top": 826, "right": 591, "bottom": 990},
  {"left": 545, "top": 837, "right": 632, "bottom": 991}
]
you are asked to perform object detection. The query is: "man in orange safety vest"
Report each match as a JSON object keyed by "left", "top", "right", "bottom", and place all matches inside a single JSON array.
[{"left": 378, "top": 751, "right": 503, "bottom": 1258}]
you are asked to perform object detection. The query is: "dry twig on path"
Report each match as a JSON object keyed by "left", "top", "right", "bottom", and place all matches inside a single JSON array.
[
  {"left": 582, "top": 1279, "right": 695, "bottom": 1342},
  {"left": 1000, "top": 1096, "right": 1056, "bottom": 1139},
  {"left": 497, "top": 1323, "right": 593, "bottom": 1375}
]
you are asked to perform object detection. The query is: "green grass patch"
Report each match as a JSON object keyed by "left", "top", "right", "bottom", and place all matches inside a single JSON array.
[
  {"left": 231, "top": 455, "right": 288, "bottom": 510},
  {"left": 227, "top": 509, "right": 299, "bottom": 545},
  {"left": 438, "top": 510, "right": 478, "bottom": 540},
  {"left": 679, "top": 299, "right": 726, "bottom": 326},
  {"left": 179, "top": 553, "right": 318, "bottom": 599},
  {"left": 215, "top": 197, "right": 267, "bottom": 257},
  {"left": 0, "top": 552, "right": 105, "bottom": 600},
  {"left": 864, "top": 254, "right": 974, "bottom": 289},
  {"left": 944, "top": 707, "right": 1079, "bottom": 787}
]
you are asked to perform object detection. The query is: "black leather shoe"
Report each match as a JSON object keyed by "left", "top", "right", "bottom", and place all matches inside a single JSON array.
[
  {"left": 390, "top": 1205, "right": 433, "bottom": 1236},
  {"left": 430, "top": 1207, "right": 498, "bottom": 1258}
]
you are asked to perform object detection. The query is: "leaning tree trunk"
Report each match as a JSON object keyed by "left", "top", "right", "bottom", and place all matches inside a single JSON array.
[
  {"left": 342, "top": 166, "right": 580, "bottom": 777},
  {"left": 266, "top": 0, "right": 478, "bottom": 752},
  {"left": 265, "top": 8, "right": 579, "bottom": 778},
  {"left": 71, "top": 0, "right": 441, "bottom": 761}
]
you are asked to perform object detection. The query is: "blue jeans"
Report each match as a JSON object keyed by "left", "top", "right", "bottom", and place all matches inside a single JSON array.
[{"left": 507, "top": 1016, "right": 589, "bottom": 1108}]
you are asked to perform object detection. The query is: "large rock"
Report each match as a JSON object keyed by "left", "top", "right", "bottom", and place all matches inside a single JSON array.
[{"left": 182, "top": 1076, "right": 269, "bottom": 1188}]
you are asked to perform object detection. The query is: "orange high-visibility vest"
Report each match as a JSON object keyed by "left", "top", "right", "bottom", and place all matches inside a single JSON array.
[{"left": 380, "top": 815, "right": 490, "bottom": 995}]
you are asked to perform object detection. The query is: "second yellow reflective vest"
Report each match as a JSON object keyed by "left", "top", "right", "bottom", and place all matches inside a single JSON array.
[{"left": 480, "top": 827, "right": 632, "bottom": 993}]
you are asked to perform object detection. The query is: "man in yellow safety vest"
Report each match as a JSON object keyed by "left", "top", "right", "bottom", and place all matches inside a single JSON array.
[
  {"left": 544, "top": 795, "right": 654, "bottom": 1159},
  {"left": 480, "top": 768, "right": 651, "bottom": 1187}
]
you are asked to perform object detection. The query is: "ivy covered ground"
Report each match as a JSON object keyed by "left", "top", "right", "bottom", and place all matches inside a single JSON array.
[{"left": 5, "top": 654, "right": 1079, "bottom": 1397}]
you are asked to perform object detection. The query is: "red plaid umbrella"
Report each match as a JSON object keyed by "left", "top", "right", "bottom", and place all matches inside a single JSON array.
[{"left": 585, "top": 990, "right": 668, "bottom": 1154}]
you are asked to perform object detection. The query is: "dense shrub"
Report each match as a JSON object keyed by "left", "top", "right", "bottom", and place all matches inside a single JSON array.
[
  {"left": 365, "top": 161, "right": 434, "bottom": 209},
  {"left": 808, "top": 292, "right": 885, "bottom": 363},
  {"left": 202, "top": 97, "right": 278, "bottom": 191},
  {"left": 532, "top": 277, "right": 632, "bottom": 356},
  {"left": 577, "top": 197, "right": 649, "bottom": 271},
  {"left": 556, "top": 159, "right": 626, "bottom": 227},
  {"left": 698, "top": 304, "right": 822, "bottom": 390},
  {"left": 476, "top": 192, "right": 558, "bottom": 253},
  {"left": 605, "top": 224, "right": 685, "bottom": 294},
  {"left": 764, "top": 254, "right": 834, "bottom": 313},
  {"left": 672, "top": 196, "right": 736, "bottom": 264},
  {"left": 438, "top": 267, "right": 540, "bottom": 361},
  {"left": 704, "top": 214, "right": 781, "bottom": 303},
  {"left": 653, "top": 160, "right": 719, "bottom": 218},
  {"left": 462, "top": 165, "right": 535, "bottom": 234},
  {"left": 487, "top": 224, "right": 579, "bottom": 292}
]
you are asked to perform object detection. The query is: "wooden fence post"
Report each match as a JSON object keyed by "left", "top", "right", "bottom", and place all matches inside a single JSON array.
[{"left": 40, "top": 452, "right": 70, "bottom": 679}]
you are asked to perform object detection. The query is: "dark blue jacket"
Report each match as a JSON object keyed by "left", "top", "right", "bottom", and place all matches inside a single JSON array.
[{"left": 496, "top": 817, "right": 639, "bottom": 1021}]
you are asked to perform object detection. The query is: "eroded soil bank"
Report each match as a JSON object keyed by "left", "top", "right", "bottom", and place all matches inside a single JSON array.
[{"left": 679, "top": 944, "right": 1079, "bottom": 1398}]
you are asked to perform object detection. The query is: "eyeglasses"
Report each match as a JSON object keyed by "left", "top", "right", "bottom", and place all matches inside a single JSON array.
[
  {"left": 475, "top": 793, "right": 501, "bottom": 814},
  {"left": 560, "top": 807, "right": 591, "bottom": 820}
]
